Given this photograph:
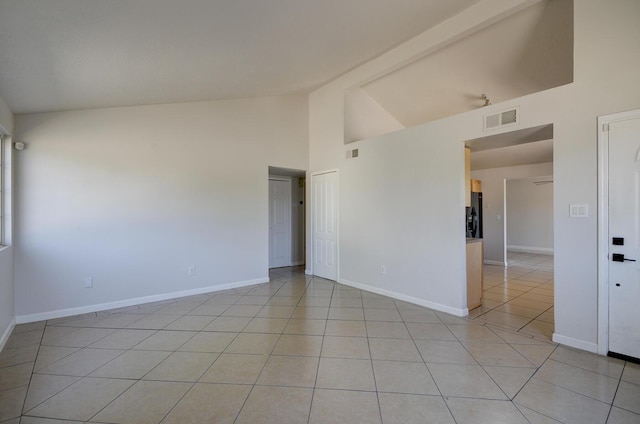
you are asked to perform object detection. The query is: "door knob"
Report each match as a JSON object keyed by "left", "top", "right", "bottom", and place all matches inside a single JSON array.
[{"left": 612, "top": 253, "right": 637, "bottom": 262}]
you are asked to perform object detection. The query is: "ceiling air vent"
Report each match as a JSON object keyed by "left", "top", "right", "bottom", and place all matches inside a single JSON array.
[{"left": 484, "top": 107, "right": 519, "bottom": 131}]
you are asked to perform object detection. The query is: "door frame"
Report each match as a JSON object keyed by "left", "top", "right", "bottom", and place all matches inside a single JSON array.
[
  {"left": 268, "top": 176, "right": 292, "bottom": 268},
  {"left": 309, "top": 169, "right": 339, "bottom": 281},
  {"left": 597, "top": 108, "right": 640, "bottom": 355}
]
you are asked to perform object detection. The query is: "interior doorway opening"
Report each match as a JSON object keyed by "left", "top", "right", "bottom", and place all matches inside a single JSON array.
[
  {"left": 464, "top": 124, "right": 555, "bottom": 340},
  {"left": 268, "top": 166, "right": 306, "bottom": 270}
]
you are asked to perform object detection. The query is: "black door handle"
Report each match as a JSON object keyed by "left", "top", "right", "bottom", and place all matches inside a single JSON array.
[{"left": 612, "top": 253, "right": 636, "bottom": 262}]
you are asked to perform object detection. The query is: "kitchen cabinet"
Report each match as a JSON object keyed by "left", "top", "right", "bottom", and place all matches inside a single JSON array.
[
  {"left": 466, "top": 239, "right": 483, "bottom": 310},
  {"left": 471, "top": 179, "right": 482, "bottom": 193}
]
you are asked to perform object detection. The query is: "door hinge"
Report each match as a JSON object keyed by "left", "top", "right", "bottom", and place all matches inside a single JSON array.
[{"left": 602, "top": 123, "right": 610, "bottom": 132}]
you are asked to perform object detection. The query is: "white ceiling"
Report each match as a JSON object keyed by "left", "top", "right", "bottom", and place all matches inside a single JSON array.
[
  {"left": 0, "top": 0, "right": 482, "bottom": 114},
  {"left": 361, "top": 0, "right": 573, "bottom": 127}
]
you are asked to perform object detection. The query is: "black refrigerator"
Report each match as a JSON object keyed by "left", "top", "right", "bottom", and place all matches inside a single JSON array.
[{"left": 466, "top": 192, "right": 483, "bottom": 238}]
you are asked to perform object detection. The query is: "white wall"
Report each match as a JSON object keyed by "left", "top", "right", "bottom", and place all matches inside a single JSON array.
[
  {"left": 308, "top": 0, "right": 640, "bottom": 352},
  {"left": 344, "top": 88, "right": 404, "bottom": 144},
  {"left": 471, "top": 162, "right": 553, "bottom": 263},
  {"left": 506, "top": 177, "right": 553, "bottom": 253},
  {"left": 14, "top": 95, "right": 308, "bottom": 321},
  {"left": 0, "top": 94, "right": 14, "bottom": 349}
]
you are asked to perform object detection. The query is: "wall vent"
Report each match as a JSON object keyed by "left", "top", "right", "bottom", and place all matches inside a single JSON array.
[
  {"left": 346, "top": 148, "right": 359, "bottom": 159},
  {"left": 484, "top": 107, "right": 519, "bottom": 131}
]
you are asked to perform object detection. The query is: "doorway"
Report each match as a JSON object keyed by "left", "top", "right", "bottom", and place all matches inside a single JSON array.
[
  {"left": 268, "top": 167, "right": 306, "bottom": 270},
  {"left": 597, "top": 109, "right": 640, "bottom": 361},
  {"left": 311, "top": 170, "right": 338, "bottom": 281}
]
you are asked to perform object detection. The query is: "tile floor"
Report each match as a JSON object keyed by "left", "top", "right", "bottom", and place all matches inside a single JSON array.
[
  {"left": 0, "top": 265, "right": 639, "bottom": 424},
  {"left": 471, "top": 251, "right": 555, "bottom": 341}
]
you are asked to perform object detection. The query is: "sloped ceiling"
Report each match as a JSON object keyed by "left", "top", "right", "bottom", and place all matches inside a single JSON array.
[
  {"left": 361, "top": 0, "right": 573, "bottom": 127},
  {"left": 0, "top": 0, "right": 482, "bottom": 114}
]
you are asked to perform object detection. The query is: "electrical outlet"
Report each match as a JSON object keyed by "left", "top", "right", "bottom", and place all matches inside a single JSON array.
[
  {"left": 188, "top": 266, "right": 196, "bottom": 276},
  {"left": 84, "top": 277, "right": 93, "bottom": 288},
  {"left": 380, "top": 265, "right": 386, "bottom": 275}
]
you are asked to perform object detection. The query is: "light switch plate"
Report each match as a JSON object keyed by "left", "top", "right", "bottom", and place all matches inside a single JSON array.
[{"left": 569, "top": 204, "right": 588, "bottom": 218}]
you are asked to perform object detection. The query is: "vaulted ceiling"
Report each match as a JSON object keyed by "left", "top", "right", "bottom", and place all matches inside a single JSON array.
[{"left": 0, "top": 0, "right": 482, "bottom": 114}]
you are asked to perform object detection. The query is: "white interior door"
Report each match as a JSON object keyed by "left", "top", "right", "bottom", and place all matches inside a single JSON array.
[
  {"left": 608, "top": 116, "right": 640, "bottom": 360},
  {"left": 269, "top": 179, "right": 291, "bottom": 269},
  {"left": 312, "top": 171, "right": 337, "bottom": 281}
]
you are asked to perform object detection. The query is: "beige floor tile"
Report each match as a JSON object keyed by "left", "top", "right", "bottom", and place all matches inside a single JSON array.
[
  {"left": 622, "top": 362, "right": 640, "bottom": 385},
  {"left": 272, "top": 334, "right": 323, "bottom": 356},
  {"left": 224, "top": 333, "right": 279, "bottom": 354},
  {"left": 369, "top": 338, "right": 421, "bottom": 362},
  {"left": 202, "top": 316, "right": 251, "bottom": 332},
  {"left": 177, "top": 331, "right": 237, "bottom": 353},
  {"left": 398, "top": 309, "right": 441, "bottom": 323},
  {"left": 406, "top": 323, "right": 456, "bottom": 341},
  {"left": 163, "top": 315, "right": 215, "bottom": 331},
  {"left": 363, "top": 298, "right": 397, "bottom": 309},
  {"left": 206, "top": 294, "right": 243, "bottom": 305},
  {"left": 283, "top": 319, "right": 326, "bottom": 335},
  {"left": 292, "top": 306, "right": 329, "bottom": 319},
  {"left": 495, "top": 302, "right": 548, "bottom": 318},
  {"left": 515, "top": 404, "right": 563, "bottom": 423},
  {"left": 132, "top": 330, "right": 196, "bottom": 351},
  {"left": 12, "top": 322, "right": 45, "bottom": 334},
  {"left": 143, "top": 351, "right": 217, "bottom": 382},
  {"left": 415, "top": 340, "right": 476, "bottom": 364},
  {"left": 550, "top": 345, "right": 624, "bottom": 378},
  {"left": 464, "top": 342, "right": 535, "bottom": 367},
  {"left": 482, "top": 366, "right": 536, "bottom": 399},
  {"left": 5, "top": 331, "right": 45, "bottom": 349},
  {"left": 327, "top": 307, "right": 364, "bottom": 320},
  {"left": 125, "top": 314, "right": 180, "bottom": 330},
  {"left": 330, "top": 297, "right": 363, "bottom": 308},
  {"left": 514, "top": 378, "right": 610, "bottom": 424},
  {"left": 86, "top": 313, "right": 145, "bottom": 328},
  {"left": 88, "top": 329, "right": 156, "bottom": 349},
  {"left": 448, "top": 324, "right": 504, "bottom": 343},
  {"left": 614, "top": 381, "right": 640, "bottom": 414},
  {"left": 33, "top": 346, "right": 79, "bottom": 372},
  {"left": 22, "top": 374, "right": 79, "bottom": 412},
  {"left": 0, "top": 345, "right": 39, "bottom": 369},
  {"left": 235, "top": 385, "right": 313, "bottom": 424},
  {"left": 324, "top": 320, "right": 366, "bottom": 337},
  {"left": 510, "top": 343, "right": 556, "bottom": 366},
  {"left": 0, "top": 363, "right": 34, "bottom": 392},
  {"left": 92, "top": 380, "right": 191, "bottom": 423},
  {"left": 265, "top": 296, "right": 301, "bottom": 306},
  {"left": 535, "top": 359, "right": 619, "bottom": 403},
  {"left": 364, "top": 308, "right": 402, "bottom": 322},
  {"left": 373, "top": 360, "right": 439, "bottom": 395},
  {"left": 519, "top": 320, "right": 554, "bottom": 339},
  {"left": 41, "top": 328, "right": 115, "bottom": 348},
  {"left": 536, "top": 308, "right": 555, "bottom": 324},
  {"left": 154, "top": 301, "right": 205, "bottom": 315},
  {"left": 26, "top": 377, "right": 134, "bottom": 421},
  {"left": 332, "top": 287, "right": 362, "bottom": 298},
  {"left": 607, "top": 407, "right": 640, "bottom": 424},
  {"left": 428, "top": 363, "right": 507, "bottom": 399},
  {"left": 297, "top": 297, "right": 332, "bottom": 307},
  {"left": 321, "top": 336, "right": 370, "bottom": 359},
  {"left": 491, "top": 328, "right": 553, "bottom": 345},
  {"left": 477, "top": 310, "right": 533, "bottom": 330},
  {"left": 0, "top": 386, "right": 28, "bottom": 422},
  {"left": 309, "top": 389, "right": 381, "bottom": 424},
  {"left": 378, "top": 393, "right": 455, "bottom": 424},
  {"left": 235, "top": 295, "right": 270, "bottom": 305},
  {"left": 256, "top": 355, "right": 318, "bottom": 387},
  {"left": 161, "top": 383, "right": 250, "bottom": 424},
  {"left": 37, "top": 348, "right": 123, "bottom": 377},
  {"left": 256, "top": 306, "right": 296, "bottom": 319},
  {"left": 199, "top": 353, "right": 268, "bottom": 384},
  {"left": 445, "top": 398, "right": 529, "bottom": 424},
  {"left": 90, "top": 350, "right": 170, "bottom": 379},
  {"left": 39, "top": 327, "right": 77, "bottom": 346},
  {"left": 316, "top": 358, "right": 376, "bottom": 391},
  {"left": 242, "top": 317, "right": 288, "bottom": 333},
  {"left": 186, "top": 303, "right": 230, "bottom": 316},
  {"left": 220, "top": 305, "right": 263, "bottom": 317},
  {"left": 365, "top": 321, "right": 410, "bottom": 338}
]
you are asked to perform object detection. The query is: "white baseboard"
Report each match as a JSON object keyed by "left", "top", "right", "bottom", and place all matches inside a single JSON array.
[
  {"left": 339, "top": 278, "right": 468, "bottom": 317},
  {"left": 16, "top": 277, "right": 269, "bottom": 324},
  {"left": 552, "top": 333, "right": 598, "bottom": 354},
  {"left": 0, "top": 317, "right": 16, "bottom": 352},
  {"left": 305, "top": 269, "right": 312, "bottom": 275},
  {"left": 290, "top": 261, "right": 305, "bottom": 266},
  {"left": 483, "top": 260, "right": 507, "bottom": 266},
  {"left": 507, "top": 245, "right": 554, "bottom": 255}
]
